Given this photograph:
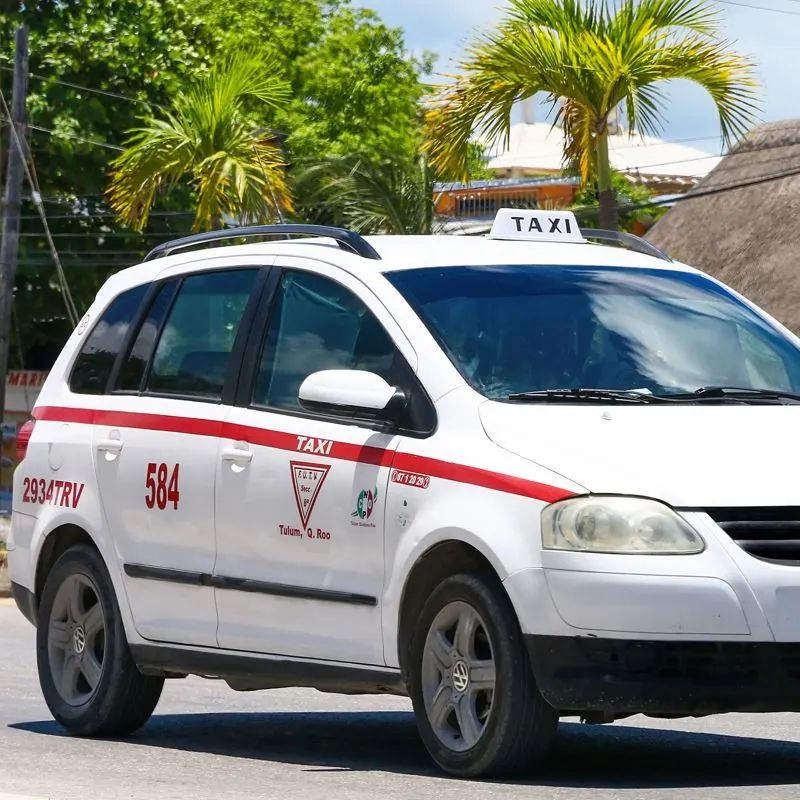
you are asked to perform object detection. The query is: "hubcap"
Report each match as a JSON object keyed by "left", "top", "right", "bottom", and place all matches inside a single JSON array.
[
  {"left": 47, "top": 573, "right": 107, "bottom": 707},
  {"left": 72, "top": 626, "right": 86, "bottom": 655},
  {"left": 421, "top": 601, "right": 496, "bottom": 752},
  {"left": 452, "top": 660, "right": 470, "bottom": 693}
]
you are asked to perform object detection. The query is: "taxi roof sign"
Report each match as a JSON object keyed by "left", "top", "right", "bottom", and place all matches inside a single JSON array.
[{"left": 488, "top": 208, "right": 586, "bottom": 244}]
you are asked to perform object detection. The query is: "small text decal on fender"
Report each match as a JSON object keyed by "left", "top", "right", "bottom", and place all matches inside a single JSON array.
[{"left": 391, "top": 470, "right": 430, "bottom": 489}]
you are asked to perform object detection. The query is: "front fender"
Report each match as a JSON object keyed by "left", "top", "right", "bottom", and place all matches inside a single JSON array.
[{"left": 381, "top": 481, "right": 551, "bottom": 668}]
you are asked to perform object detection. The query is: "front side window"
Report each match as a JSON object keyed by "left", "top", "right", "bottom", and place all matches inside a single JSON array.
[
  {"left": 255, "top": 271, "right": 401, "bottom": 411},
  {"left": 69, "top": 283, "right": 149, "bottom": 395},
  {"left": 388, "top": 265, "right": 800, "bottom": 400},
  {"left": 146, "top": 269, "right": 258, "bottom": 400}
]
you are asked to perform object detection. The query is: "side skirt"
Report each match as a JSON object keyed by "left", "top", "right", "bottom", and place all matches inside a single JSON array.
[{"left": 130, "top": 644, "right": 408, "bottom": 696}]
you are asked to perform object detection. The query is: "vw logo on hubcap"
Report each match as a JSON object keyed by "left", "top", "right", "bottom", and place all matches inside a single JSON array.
[
  {"left": 72, "top": 626, "right": 86, "bottom": 655},
  {"left": 452, "top": 659, "right": 470, "bottom": 693}
]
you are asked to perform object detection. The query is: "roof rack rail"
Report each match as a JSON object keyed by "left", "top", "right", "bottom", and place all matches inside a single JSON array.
[
  {"left": 142, "top": 224, "right": 382, "bottom": 262},
  {"left": 581, "top": 228, "right": 671, "bottom": 262}
]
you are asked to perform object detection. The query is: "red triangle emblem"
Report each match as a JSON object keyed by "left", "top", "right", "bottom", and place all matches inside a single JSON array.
[{"left": 290, "top": 461, "right": 331, "bottom": 529}]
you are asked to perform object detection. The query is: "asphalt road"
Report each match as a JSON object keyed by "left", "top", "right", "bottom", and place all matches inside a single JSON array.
[{"left": 4, "top": 601, "right": 800, "bottom": 800}]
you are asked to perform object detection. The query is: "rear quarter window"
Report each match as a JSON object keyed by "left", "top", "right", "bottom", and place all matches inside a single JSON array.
[{"left": 69, "top": 284, "right": 149, "bottom": 395}]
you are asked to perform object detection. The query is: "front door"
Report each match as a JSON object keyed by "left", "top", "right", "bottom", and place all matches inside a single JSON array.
[
  {"left": 214, "top": 264, "right": 421, "bottom": 664},
  {"left": 94, "top": 267, "right": 262, "bottom": 646}
]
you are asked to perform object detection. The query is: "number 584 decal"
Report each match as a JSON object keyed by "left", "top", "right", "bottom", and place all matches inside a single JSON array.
[{"left": 145, "top": 463, "right": 180, "bottom": 510}]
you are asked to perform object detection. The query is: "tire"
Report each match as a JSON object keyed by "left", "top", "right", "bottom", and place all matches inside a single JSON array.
[
  {"left": 407, "top": 573, "right": 558, "bottom": 778},
  {"left": 36, "top": 544, "right": 164, "bottom": 736}
]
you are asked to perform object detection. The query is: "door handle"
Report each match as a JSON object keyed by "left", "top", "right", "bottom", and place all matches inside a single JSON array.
[
  {"left": 221, "top": 447, "right": 253, "bottom": 464},
  {"left": 96, "top": 439, "right": 123, "bottom": 454}
]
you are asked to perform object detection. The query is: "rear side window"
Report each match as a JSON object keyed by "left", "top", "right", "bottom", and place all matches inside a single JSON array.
[
  {"left": 69, "top": 284, "right": 149, "bottom": 395},
  {"left": 145, "top": 269, "right": 258, "bottom": 400},
  {"left": 116, "top": 281, "right": 179, "bottom": 392}
]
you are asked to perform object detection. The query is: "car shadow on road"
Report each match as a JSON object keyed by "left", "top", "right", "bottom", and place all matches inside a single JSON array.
[{"left": 12, "top": 712, "right": 800, "bottom": 788}]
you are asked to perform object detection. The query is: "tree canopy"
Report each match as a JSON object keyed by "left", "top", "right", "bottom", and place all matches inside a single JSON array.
[
  {"left": 425, "top": 0, "right": 758, "bottom": 229},
  {"left": 107, "top": 52, "right": 292, "bottom": 232},
  {"left": 294, "top": 154, "right": 438, "bottom": 234},
  {"left": 0, "top": 0, "right": 429, "bottom": 364}
]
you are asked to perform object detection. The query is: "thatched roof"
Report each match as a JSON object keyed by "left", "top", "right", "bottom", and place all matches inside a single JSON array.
[{"left": 646, "top": 119, "right": 800, "bottom": 332}]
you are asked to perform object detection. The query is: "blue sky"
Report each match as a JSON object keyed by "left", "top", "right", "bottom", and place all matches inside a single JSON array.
[{"left": 358, "top": 0, "right": 796, "bottom": 157}]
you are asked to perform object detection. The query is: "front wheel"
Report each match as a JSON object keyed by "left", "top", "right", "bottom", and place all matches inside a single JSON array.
[
  {"left": 408, "top": 573, "right": 558, "bottom": 778},
  {"left": 36, "top": 544, "right": 164, "bottom": 736}
]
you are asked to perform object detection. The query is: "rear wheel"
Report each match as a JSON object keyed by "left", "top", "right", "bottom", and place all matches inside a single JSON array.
[
  {"left": 37, "top": 544, "right": 164, "bottom": 736},
  {"left": 408, "top": 573, "right": 558, "bottom": 778}
]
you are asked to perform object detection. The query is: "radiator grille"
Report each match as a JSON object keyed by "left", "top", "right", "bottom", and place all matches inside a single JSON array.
[{"left": 705, "top": 507, "right": 800, "bottom": 565}]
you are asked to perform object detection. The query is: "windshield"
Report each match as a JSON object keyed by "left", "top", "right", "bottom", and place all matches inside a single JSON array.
[{"left": 387, "top": 265, "right": 800, "bottom": 400}]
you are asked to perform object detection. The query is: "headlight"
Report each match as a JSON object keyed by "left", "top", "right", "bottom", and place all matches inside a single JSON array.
[{"left": 541, "top": 496, "right": 704, "bottom": 554}]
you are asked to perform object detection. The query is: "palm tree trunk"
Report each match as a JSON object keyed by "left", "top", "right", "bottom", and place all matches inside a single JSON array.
[{"left": 595, "top": 129, "right": 618, "bottom": 231}]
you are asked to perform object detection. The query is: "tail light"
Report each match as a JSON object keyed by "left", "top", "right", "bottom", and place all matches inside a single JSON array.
[{"left": 16, "top": 419, "right": 35, "bottom": 462}]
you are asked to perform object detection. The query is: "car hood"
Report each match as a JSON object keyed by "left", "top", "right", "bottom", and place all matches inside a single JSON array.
[{"left": 479, "top": 401, "right": 800, "bottom": 507}]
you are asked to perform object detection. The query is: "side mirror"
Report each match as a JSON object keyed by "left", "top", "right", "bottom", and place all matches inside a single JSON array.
[{"left": 298, "top": 370, "right": 408, "bottom": 421}]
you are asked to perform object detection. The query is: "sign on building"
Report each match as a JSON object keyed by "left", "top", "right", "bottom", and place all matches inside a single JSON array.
[{"left": 1, "top": 371, "right": 48, "bottom": 515}]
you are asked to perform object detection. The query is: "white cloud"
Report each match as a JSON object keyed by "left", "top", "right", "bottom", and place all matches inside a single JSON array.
[{"left": 357, "top": 0, "right": 796, "bottom": 155}]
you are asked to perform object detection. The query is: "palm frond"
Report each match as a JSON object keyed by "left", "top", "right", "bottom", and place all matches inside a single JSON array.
[
  {"left": 107, "top": 51, "right": 291, "bottom": 231},
  {"left": 424, "top": 0, "right": 760, "bottom": 195},
  {"left": 295, "top": 155, "right": 437, "bottom": 235},
  {"left": 107, "top": 116, "right": 195, "bottom": 230},
  {"left": 647, "top": 36, "right": 760, "bottom": 144},
  {"left": 614, "top": 0, "right": 721, "bottom": 39}
]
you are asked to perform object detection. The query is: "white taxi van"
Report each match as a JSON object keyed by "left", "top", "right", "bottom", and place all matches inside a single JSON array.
[{"left": 9, "top": 209, "right": 800, "bottom": 778}]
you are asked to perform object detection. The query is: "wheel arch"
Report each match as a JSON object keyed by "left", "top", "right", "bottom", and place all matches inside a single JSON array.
[
  {"left": 35, "top": 523, "right": 100, "bottom": 602},
  {"left": 395, "top": 538, "right": 508, "bottom": 678}
]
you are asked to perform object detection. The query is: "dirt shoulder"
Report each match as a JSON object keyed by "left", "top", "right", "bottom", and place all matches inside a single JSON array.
[{"left": 0, "top": 517, "right": 10, "bottom": 598}]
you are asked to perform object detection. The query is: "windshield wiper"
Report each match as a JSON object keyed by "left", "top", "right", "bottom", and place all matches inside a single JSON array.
[
  {"left": 663, "top": 386, "right": 800, "bottom": 404},
  {"left": 507, "top": 388, "right": 666, "bottom": 404}
]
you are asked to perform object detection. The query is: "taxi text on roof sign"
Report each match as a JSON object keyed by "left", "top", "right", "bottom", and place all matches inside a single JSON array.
[{"left": 488, "top": 208, "right": 586, "bottom": 244}]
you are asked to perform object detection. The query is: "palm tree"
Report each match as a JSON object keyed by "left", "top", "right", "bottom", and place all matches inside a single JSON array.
[
  {"left": 107, "top": 52, "right": 292, "bottom": 232},
  {"left": 424, "top": 0, "right": 759, "bottom": 230},
  {"left": 293, "top": 154, "right": 439, "bottom": 234}
]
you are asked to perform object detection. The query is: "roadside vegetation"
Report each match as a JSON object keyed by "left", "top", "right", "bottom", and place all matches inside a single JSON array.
[
  {"left": 0, "top": 0, "right": 762, "bottom": 365},
  {"left": 424, "top": 0, "right": 759, "bottom": 229}
]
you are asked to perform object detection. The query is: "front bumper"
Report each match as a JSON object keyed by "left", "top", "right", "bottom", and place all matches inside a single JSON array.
[{"left": 527, "top": 635, "right": 800, "bottom": 715}]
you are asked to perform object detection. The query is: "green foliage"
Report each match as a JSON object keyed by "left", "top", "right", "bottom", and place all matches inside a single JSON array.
[
  {"left": 193, "top": 0, "right": 432, "bottom": 165},
  {"left": 107, "top": 51, "right": 292, "bottom": 232},
  {"left": 1, "top": 0, "right": 221, "bottom": 359},
  {"left": 571, "top": 170, "right": 667, "bottom": 232},
  {"left": 2, "top": 0, "right": 219, "bottom": 196},
  {"left": 0, "top": 0, "right": 428, "bottom": 365},
  {"left": 293, "top": 154, "right": 438, "bottom": 234},
  {"left": 424, "top": 0, "right": 759, "bottom": 227},
  {"left": 465, "top": 143, "right": 494, "bottom": 181}
]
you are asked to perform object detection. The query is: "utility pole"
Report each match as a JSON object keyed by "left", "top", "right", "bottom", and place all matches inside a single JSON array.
[{"left": 0, "top": 25, "right": 29, "bottom": 430}]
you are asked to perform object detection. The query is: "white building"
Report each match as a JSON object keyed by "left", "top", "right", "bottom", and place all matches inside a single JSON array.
[{"left": 484, "top": 100, "right": 722, "bottom": 194}]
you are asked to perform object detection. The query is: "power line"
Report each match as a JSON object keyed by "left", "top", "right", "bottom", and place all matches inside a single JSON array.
[
  {"left": 578, "top": 162, "right": 800, "bottom": 219},
  {"left": 18, "top": 231, "right": 176, "bottom": 238},
  {"left": 0, "top": 86, "right": 80, "bottom": 325},
  {"left": 0, "top": 63, "right": 167, "bottom": 110},
  {"left": 619, "top": 145, "right": 798, "bottom": 174},
  {"left": 19, "top": 107, "right": 796, "bottom": 175},
  {"left": 714, "top": 0, "right": 800, "bottom": 14},
  {"left": 29, "top": 123, "right": 124, "bottom": 152},
  {"left": 16, "top": 211, "right": 194, "bottom": 220},
  {"left": 0, "top": 117, "right": 126, "bottom": 152}
]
